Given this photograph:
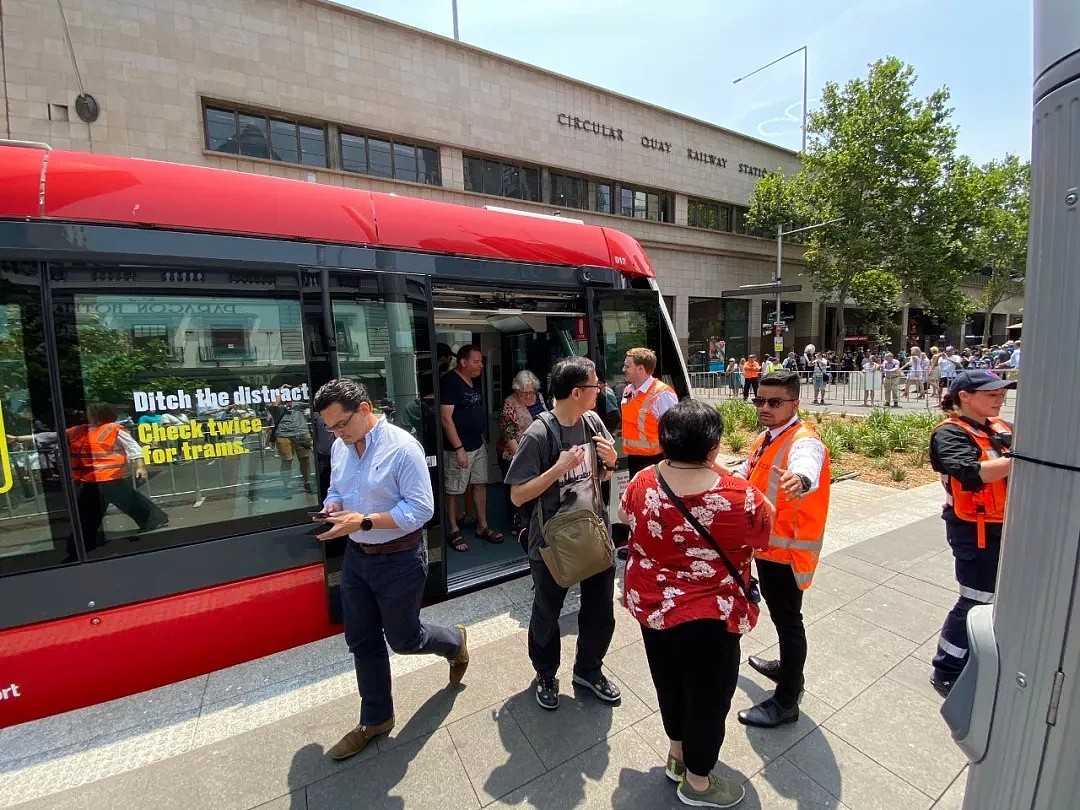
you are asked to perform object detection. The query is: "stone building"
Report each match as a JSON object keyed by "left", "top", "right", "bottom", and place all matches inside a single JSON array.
[{"left": 0, "top": 0, "right": 1021, "bottom": 362}]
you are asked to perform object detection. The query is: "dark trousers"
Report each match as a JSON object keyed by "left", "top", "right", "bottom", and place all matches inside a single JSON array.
[
  {"left": 341, "top": 539, "right": 463, "bottom": 725},
  {"left": 627, "top": 452, "right": 664, "bottom": 481},
  {"left": 757, "top": 559, "right": 806, "bottom": 707},
  {"left": 641, "top": 619, "right": 741, "bottom": 777},
  {"left": 528, "top": 558, "right": 615, "bottom": 680},
  {"left": 742, "top": 377, "right": 759, "bottom": 400},
  {"left": 932, "top": 524, "right": 1000, "bottom": 680},
  {"left": 76, "top": 478, "right": 168, "bottom": 551}
]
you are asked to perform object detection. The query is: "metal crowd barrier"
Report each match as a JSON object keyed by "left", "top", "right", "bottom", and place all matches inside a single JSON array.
[{"left": 691, "top": 369, "right": 941, "bottom": 407}]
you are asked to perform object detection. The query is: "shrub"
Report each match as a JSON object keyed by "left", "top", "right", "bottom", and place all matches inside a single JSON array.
[
  {"left": 890, "top": 466, "right": 908, "bottom": 482},
  {"left": 725, "top": 432, "right": 748, "bottom": 454},
  {"left": 816, "top": 423, "right": 845, "bottom": 461},
  {"left": 907, "top": 447, "right": 930, "bottom": 468}
]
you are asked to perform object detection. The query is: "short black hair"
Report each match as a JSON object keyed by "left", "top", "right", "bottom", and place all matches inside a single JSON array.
[
  {"left": 436, "top": 342, "right": 455, "bottom": 360},
  {"left": 313, "top": 378, "right": 372, "bottom": 413},
  {"left": 548, "top": 356, "right": 596, "bottom": 400},
  {"left": 457, "top": 344, "right": 481, "bottom": 363},
  {"left": 658, "top": 399, "right": 723, "bottom": 464},
  {"left": 758, "top": 370, "right": 800, "bottom": 398}
]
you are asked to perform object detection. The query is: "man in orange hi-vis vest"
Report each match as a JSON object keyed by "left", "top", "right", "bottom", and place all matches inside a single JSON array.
[
  {"left": 731, "top": 370, "right": 831, "bottom": 729},
  {"left": 620, "top": 347, "right": 678, "bottom": 480}
]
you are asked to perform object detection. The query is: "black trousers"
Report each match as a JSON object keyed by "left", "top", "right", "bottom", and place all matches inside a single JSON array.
[
  {"left": 933, "top": 522, "right": 1000, "bottom": 680},
  {"left": 756, "top": 559, "right": 806, "bottom": 707},
  {"left": 641, "top": 619, "right": 741, "bottom": 777},
  {"left": 742, "top": 377, "right": 759, "bottom": 400},
  {"left": 528, "top": 559, "right": 615, "bottom": 681}
]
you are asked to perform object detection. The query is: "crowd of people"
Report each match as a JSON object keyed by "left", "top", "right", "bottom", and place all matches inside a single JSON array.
[
  {"left": 310, "top": 342, "right": 834, "bottom": 808},
  {"left": 709, "top": 339, "right": 1023, "bottom": 410}
]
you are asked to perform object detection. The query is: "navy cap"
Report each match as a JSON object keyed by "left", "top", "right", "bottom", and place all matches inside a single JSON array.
[
  {"left": 436, "top": 342, "right": 455, "bottom": 360},
  {"left": 948, "top": 369, "right": 1017, "bottom": 396}
]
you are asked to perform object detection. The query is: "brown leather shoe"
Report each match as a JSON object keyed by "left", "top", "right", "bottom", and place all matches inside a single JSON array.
[
  {"left": 329, "top": 717, "right": 395, "bottom": 761},
  {"left": 449, "top": 624, "right": 469, "bottom": 686}
]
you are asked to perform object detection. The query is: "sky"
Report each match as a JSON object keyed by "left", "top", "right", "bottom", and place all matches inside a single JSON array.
[{"left": 340, "top": 0, "right": 1033, "bottom": 164}]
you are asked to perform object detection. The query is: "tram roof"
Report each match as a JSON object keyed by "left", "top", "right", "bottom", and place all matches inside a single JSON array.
[{"left": 0, "top": 144, "right": 655, "bottom": 279}]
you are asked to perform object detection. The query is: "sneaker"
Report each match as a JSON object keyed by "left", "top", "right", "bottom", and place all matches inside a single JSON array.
[
  {"left": 677, "top": 773, "right": 745, "bottom": 808},
  {"left": 535, "top": 676, "right": 559, "bottom": 710},
  {"left": 665, "top": 755, "right": 686, "bottom": 783},
  {"left": 328, "top": 717, "right": 395, "bottom": 761},
  {"left": 572, "top": 672, "right": 621, "bottom": 702}
]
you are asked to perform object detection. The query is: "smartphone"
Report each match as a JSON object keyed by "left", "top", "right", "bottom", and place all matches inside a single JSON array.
[{"left": 307, "top": 508, "right": 328, "bottom": 521}]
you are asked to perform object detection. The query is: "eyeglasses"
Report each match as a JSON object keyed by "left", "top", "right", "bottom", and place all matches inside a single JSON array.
[
  {"left": 576, "top": 383, "right": 604, "bottom": 391},
  {"left": 327, "top": 411, "right": 357, "bottom": 433},
  {"left": 751, "top": 397, "right": 797, "bottom": 409}
]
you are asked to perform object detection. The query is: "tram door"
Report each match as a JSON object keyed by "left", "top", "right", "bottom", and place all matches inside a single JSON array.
[{"left": 313, "top": 271, "right": 444, "bottom": 618}]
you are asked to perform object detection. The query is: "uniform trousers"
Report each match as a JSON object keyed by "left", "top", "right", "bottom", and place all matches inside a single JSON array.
[
  {"left": 757, "top": 559, "right": 807, "bottom": 707},
  {"left": 932, "top": 521, "right": 1001, "bottom": 680}
]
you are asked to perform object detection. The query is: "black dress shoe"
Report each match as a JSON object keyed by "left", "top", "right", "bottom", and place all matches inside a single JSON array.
[
  {"left": 738, "top": 698, "right": 799, "bottom": 728},
  {"left": 747, "top": 655, "right": 782, "bottom": 684},
  {"left": 615, "top": 546, "right": 628, "bottom": 561}
]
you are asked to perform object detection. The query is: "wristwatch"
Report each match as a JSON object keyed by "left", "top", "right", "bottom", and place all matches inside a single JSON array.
[
  {"left": 360, "top": 515, "right": 374, "bottom": 532},
  {"left": 796, "top": 474, "right": 812, "bottom": 493}
]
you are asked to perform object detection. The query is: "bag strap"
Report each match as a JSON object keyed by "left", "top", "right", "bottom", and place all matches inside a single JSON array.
[
  {"left": 654, "top": 466, "right": 755, "bottom": 603},
  {"left": 535, "top": 411, "right": 603, "bottom": 522}
]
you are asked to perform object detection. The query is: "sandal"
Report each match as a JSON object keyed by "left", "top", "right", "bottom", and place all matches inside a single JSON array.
[
  {"left": 447, "top": 529, "right": 469, "bottom": 552},
  {"left": 475, "top": 526, "right": 504, "bottom": 544}
]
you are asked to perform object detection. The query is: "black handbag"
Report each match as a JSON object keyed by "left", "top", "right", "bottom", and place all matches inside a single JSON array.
[{"left": 654, "top": 467, "right": 762, "bottom": 605}]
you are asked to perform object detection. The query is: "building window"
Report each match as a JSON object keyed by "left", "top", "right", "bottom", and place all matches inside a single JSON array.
[
  {"left": 732, "top": 205, "right": 766, "bottom": 236},
  {"left": 618, "top": 185, "right": 673, "bottom": 223},
  {"left": 204, "top": 105, "right": 327, "bottom": 168},
  {"left": 549, "top": 173, "right": 588, "bottom": 210},
  {"left": 340, "top": 132, "right": 440, "bottom": 184},
  {"left": 688, "top": 198, "right": 733, "bottom": 231},
  {"left": 464, "top": 156, "right": 540, "bottom": 202},
  {"left": 596, "top": 182, "right": 613, "bottom": 214}
]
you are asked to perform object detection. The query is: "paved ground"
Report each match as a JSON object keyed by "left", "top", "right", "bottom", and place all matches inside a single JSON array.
[{"left": 1, "top": 481, "right": 971, "bottom": 810}]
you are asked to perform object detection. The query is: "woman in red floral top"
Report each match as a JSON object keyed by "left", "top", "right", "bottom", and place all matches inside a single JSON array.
[{"left": 619, "top": 398, "right": 773, "bottom": 808}]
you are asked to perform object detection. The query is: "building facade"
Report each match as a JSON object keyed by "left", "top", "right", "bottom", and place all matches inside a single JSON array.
[{"left": 0, "top": 0, "right": 1020, "bottom": 361}]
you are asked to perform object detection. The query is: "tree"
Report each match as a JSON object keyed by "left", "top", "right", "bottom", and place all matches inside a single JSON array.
[
  {"left": 970, "top": 156, "right": 1029, "bottom": 343},
  {"left": 748, "top": 57, "right": 972, "bottom": 349}
]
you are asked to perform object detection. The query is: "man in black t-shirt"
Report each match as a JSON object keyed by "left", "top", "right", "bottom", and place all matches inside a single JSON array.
[
  {"left": 440, "top": 346, "right": 501, "bottom": 551},
  {"left": 505, "top": 356, "right": 620, "bottom": 711}
]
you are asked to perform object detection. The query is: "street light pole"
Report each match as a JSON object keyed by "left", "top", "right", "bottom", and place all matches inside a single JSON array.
[
  {"left": 733, "top": 45, "right": 808, "bottom": 153},
  {"left": 452, "top": 0, "right": 459, "bottom": 40}
]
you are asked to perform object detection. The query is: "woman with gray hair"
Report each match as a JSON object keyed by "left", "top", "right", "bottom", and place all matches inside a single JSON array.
[{"left": 497, "top": 370, "right": 546, "bottom": 476}]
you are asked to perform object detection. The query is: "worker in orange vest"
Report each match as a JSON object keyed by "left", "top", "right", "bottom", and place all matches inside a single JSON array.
[
  {"left": 732, "top": 370, "right": 831, "bottom": 728},
  {"left": 927, "top": 369, "right": 1015, "bottom": 698},
  {"left": 620, "top": 347, "right": 678, "bottom": 480},
  {"left": 67, "top": 403, "right": 168, "bottom": 553},
  {"left": 741, "top": 355, "right": 762, "bottom": 401}
]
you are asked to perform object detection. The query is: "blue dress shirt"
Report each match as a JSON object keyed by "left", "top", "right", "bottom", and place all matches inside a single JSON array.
[{"left": 324, "top": 417, "right": 434, "bottom": 544}]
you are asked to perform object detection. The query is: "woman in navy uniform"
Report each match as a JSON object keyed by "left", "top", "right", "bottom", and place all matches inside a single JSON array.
[{"left": 928, "top": 369, "right": 1016, "bottom": 697}]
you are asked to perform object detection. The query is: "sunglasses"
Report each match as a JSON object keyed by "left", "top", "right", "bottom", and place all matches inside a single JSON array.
[{"left": 751, "top": 397, "right": 797, "bottom": 409}]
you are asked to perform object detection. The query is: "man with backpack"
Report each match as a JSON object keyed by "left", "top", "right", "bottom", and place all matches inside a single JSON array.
[{"left": 504, "top": 356, "right": 621, "bottom": 711}]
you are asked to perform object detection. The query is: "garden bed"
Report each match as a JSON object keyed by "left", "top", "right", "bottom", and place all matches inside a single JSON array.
[{"left": 715, "top": 400, "right": 940, "bottom": 490}]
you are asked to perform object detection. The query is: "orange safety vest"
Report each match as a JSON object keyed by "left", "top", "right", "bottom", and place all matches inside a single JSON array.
[
  {"left": 621, "top": 378, "right": 673, "bottom": 456},
  {"left": 67, "top": 423, "right": 130, "bottom": 483},
  {"left": 746, "top": 421, "right": 831, "bottom": 589},
  {"left": 933, "top": 416, "right": 1011, "bottom": 549},
  {"left": 743, "top": 361, "right": 761, "bottom": 379}
]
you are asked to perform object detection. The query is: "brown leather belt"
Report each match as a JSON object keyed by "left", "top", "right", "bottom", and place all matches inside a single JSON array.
[{"left": 350, "top": 529, "right": 423, "bottom": 555}]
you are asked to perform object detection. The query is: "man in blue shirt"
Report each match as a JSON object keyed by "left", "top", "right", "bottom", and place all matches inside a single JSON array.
[{"left": 312, "top": 378, "right": 469, "bottom": 761}]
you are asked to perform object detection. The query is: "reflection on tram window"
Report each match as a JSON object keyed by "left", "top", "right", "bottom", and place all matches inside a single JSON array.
[
  {"left": 51, "top": 293, "right": 318, "bottom": 558},
  {"left": 0, "top": 268, "right": 73, "bottom": 575},
  {"left": 334, "top": 299, "right": 427, "bottom": 428}
]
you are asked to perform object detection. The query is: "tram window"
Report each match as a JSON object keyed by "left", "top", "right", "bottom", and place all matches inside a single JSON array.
[
  {"left": 50, "top": 293, "right": 318, "bottom": 560},
  {"left": 0, "top": 265, "right": 74, "bottom": 576},
  {"left": 598, "top": 295, "right": 687, "bottom": 402}
]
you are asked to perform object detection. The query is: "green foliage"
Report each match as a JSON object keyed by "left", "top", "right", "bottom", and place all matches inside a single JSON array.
[
  {"left": 816, "top": 422, "right": 845, "bottom": 461},
  {"left": 725, "top": 432, "right": 748, "bottom": 454},
  {"left": 890, "top": 466, "right": 908, "bottom": 482},
  {"left": 747, "top": 57, "right": 990, "bottom": 348}
]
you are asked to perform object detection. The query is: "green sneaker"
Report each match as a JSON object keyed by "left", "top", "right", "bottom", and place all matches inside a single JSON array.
[
  {"left": 677, "top": 773, "right": 745, "bottom": 808},
  {"left": 665, "top": 755, "right": 686, "bottom": 782}
]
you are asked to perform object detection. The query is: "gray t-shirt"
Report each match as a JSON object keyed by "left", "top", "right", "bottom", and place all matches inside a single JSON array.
[{"left": 504, "top": 413, "right": 612, "bottom": 561}]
